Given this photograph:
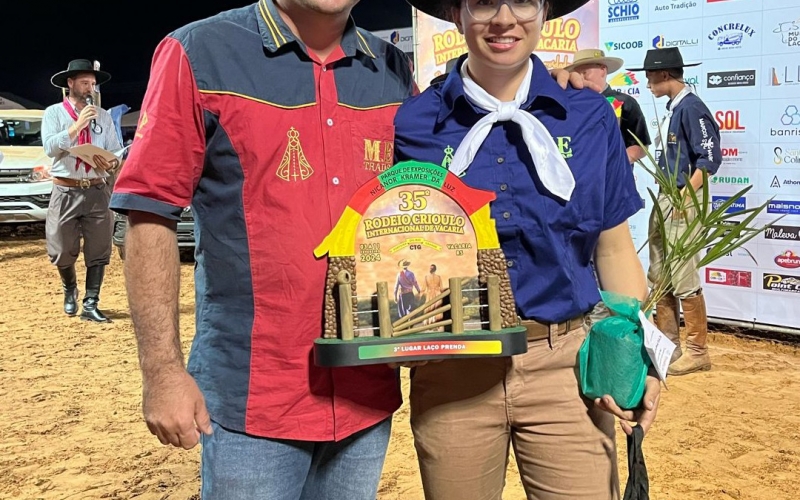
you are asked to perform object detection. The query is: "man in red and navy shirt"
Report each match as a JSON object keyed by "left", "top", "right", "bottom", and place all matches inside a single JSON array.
[{"left": 110, "top": 1, "right": 414, "bottom": 498}]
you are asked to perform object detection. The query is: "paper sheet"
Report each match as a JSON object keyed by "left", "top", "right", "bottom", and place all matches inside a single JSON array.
[
  {"left": 66, "top": 144, "right": 124, "bottom": 170},
  {"left": 638, "top": 310, "right": 676, "bottom": 382}
]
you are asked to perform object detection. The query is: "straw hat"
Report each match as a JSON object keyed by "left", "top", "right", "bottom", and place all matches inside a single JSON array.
[{"left": 563, "top": 48, "right": 623, "bottom": 73}]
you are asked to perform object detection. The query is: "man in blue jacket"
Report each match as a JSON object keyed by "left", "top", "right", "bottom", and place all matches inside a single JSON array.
[{"left": 628, "top": 47, "right": 722, "bottom": 376}]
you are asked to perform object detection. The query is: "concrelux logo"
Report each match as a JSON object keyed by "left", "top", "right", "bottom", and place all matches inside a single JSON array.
[
  {"left": 775, "top": 250, "right": 800, "bottom": 269},
  {"left": 707, "top": 70, "right": 756, "bottom": 88},
  {"left": 708, "top": 23, "right": 756, "bottom": 50},
  {"left": 765, "top": 225, "right": 800, "bottom": 241}
]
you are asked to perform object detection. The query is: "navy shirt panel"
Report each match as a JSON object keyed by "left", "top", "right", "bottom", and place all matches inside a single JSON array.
[{"left": 394, "top": 56, "right": 643, "bottom": 323}]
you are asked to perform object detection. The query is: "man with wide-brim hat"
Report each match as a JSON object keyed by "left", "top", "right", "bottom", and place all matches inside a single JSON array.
[
  {"left": 394, "top": 258, "right": 420, "bottom": 317},
  {"left": 566, "top": 48, "right": 651, "bottom": 165},
  {"left": 40, "top": 58, "right": 123, "bottom": 323},
  {"left": 629, "top": 46, "right": 720, "bottom": 377}
]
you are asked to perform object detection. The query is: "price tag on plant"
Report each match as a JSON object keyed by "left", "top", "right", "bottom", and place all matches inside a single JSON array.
[{"left": 638, "top": 310, "right": 676, "bottom": 382}]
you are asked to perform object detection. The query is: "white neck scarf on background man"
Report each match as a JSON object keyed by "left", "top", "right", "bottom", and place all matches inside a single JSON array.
[
  {"left": 655, "top": 85, "right": 691, "bottom": 153},
  {"left": 448, "top": 58, "right": 575, "bottom": 202}
]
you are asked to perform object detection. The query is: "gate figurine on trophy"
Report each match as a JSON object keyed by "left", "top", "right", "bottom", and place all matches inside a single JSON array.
[{"left": 312, "top": 161, "right": 528, "bottom": 367}]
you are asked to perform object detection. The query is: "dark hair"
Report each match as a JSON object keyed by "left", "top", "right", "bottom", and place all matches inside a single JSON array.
[
  {"left": 666, "top": 67, "right": 684, "bottom": 80},
  {"left": 430, "top": 264, "right": 437, "bottom": 271}
]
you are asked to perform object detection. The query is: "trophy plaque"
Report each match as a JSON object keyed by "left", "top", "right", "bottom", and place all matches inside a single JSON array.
[{"left": 313, "top": 161, "right": 526, "bottom": 367}]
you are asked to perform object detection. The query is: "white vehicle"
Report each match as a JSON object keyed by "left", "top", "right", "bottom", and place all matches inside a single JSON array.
[{"left": 0, "top": 109, "right": 52, "bottom": 223}]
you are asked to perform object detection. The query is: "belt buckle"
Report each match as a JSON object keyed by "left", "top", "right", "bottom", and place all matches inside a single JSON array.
[{"left": 79, "top": 178, "right": 91, "bottom": 189}]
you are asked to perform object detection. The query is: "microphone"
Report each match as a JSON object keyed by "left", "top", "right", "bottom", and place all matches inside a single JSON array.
[{"left": 86, "top": 94, "right": 96, "bottom": 130}]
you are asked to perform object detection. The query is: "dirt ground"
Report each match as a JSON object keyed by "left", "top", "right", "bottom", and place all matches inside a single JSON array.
[{"left": 1, "top": 223, "right": 799, "bottom": 500}]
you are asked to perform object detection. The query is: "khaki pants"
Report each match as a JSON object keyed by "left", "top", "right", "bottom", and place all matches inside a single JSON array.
[
  {"left": 46, "top": 183, "right": 113, "bottom": 268},
  {"left": 410, "top": 326, "right": 619, "bottom": 500},
  {"left": 647, "top": 191, "right": 704, "bottom": 299}
]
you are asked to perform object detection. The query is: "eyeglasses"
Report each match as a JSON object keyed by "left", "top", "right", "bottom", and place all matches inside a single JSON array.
[{"left": 465, "top": 0, "right": 544, "bottom": 22}]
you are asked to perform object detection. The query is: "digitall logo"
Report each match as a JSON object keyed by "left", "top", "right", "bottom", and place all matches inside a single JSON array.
[
  {"left": 653, "top": 35, "right": 699, "bottom": 49},
  {"left": 714, "top": 110, "right": 745, "bottom": 132}
]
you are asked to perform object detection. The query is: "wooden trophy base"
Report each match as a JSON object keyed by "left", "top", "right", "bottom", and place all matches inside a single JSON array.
[{"left": 313, "top": 327, "right": 528, "bottom": 367}]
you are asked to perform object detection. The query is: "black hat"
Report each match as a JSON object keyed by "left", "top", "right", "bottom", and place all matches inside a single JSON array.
[
  {"left": 407, "top": 0, "right": 590, "bottom": 22},
  {"left": 626, "top": 47, "right": 701, "bottom": 72},
  {"left": 51, "top": 59, "right": 111, "bottom": 88},
  {"left": 430, "top": 57, "right": 460, "bottom": 85}
]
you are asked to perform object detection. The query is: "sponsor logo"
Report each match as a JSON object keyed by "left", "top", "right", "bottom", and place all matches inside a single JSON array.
[
  {"left": 706, "top": 268, "right": 751, "bottom": 287},
  {"left": 654, "top": 1, "right": 698, "bottom": 13},
  {"left": 608, "top": 0, "right": 640, "bottom": 23},
  {"left": 763, "top": 273, "right": 800, "bottom": 293},
  {"left": 712, "top": 196, "right": 746, "bottom": 213},
  {"left": 609, "top": 72, "right": 641, "bottom": 97},
  {"left": 652, "top": 35, "right": 699, "bottom": 49},
  {"left": 774, "top": 146, "right": 800, "bottom": 165},
  {"left": 707, "top": 70, "right": 756, "bottom": 88},
  {"left": 768, "top": 66, "right": 800, "bottom": 87},
  {"left": 604, "top": 40, "right": 644, "bottom": 51},
  {"left": 773, "top": 20, "right": 800, "bottom": 47},
  {"left": 721, "top": 146, "right": 749, "bottom": 166},
  {"left": 714, "top": 110, "right": 745, "bottom": 131},
  {"left": 775, "top": 250, "right": 800, "bottom": 269},
  {"left": 770, "top": 175, "right": 800, "bottom": 188},
  {"left": 771, "top": 105, "right": 800, "bottom": 137},
  {"left": 708, "top": 23, "right": 756, "bottom": 50},
  {"left": 768, "top": 200, "right": 800, "bottom": 215},
  {"left": 711, "top": 176, "right": 750, "bottom": 185},
  {"left": 363, "top": 138, "right": 394, "bottom": 173},
  {"left": 765, "top": 225, "right": 800, "bottom": 241}
]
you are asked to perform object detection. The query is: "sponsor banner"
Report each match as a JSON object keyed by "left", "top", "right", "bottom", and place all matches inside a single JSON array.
[
  {"left": 608, "top": 70, "right": 646, "bottom": 99},
  {"left": 413, "top": 2, "right": 599, "bottom": 91},
  {"left": 761, "top": 169, "right": 800, "bottom": 195},
  {"left": 705, "top": 267, "right": 753, "bottom": 287},
  {"left": 707, "top": 69, "right": 756, "bottom": 88},
  {"left": 710, "top": 102, "right": 761, "bottom": 144},
  {"left": 763, "top": 224, "right": 800, "bottom": 242},
  {"left": 760, "top": 101, "right": 800, "bottom": 142},
  {"left": 650, "top": 0, "right": 702, "bottom": 21},
  {"left": 371, "top": 28, "right": 413, "bottom": 56},
  {"left": 762, "top": 142, "right": 800, "bottom": 167},
  {"left": 720, "top": 144, "right": 757, "bottom": 170},
  {"left": 703, "top": 15, "right": 761, "bottom": 58},
  {"left": 762, "top": 272, "right": 800, "bottom": 293},
  {"left": 702, "top": 58, "right": 761, "bottom": 102},
  {"left": 767, "top": 199, "right": 800, "bottom": 215},
  {"left": 712, "top": 195, "right": 747, "bottom": 214},
  {"left": 649, "top": 18, "right": 704, "bottom": 62},
  {"left": 762, "top": 9, "right": 800, "bottom": 55},
  {"left": 762, "top": 55, "right": 800, "bottom": 99},
  {"left": 602, "top": 0, "right": 647, "bottom": 27}
]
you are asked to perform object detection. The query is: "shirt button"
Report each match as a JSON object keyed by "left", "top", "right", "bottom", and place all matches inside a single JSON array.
[
  {"left": 326, "top": 118, "right": 334, "bottom": 126},
  {"left": 332, "top": 177, "right": 340, "bottom": 185},
  {"left": 497, "top": 157, "right": 505, "bottom": 164},
  {"left": 507, "top": 260, "right": 515, "bottom": 268},
  {"left": 503, "top": 211, "right": 511, "bottom": 220},
  {"left": 500, "top": 183, "right": 508, "bottom": 191}
]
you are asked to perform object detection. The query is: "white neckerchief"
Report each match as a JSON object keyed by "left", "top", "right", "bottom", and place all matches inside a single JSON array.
[
  {"left": 448, "top": 58, "right": 575, "bottom": 202},
  {"left": 655, "top": 86, "right": 691, "bottom": 152}
]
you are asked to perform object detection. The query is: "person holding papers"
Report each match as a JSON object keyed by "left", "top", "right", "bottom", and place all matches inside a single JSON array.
[{"left": 41, "top": 59, "right": 124, "bottom": 322}]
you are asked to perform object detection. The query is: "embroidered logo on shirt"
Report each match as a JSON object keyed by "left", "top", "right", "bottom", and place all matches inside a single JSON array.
[
  {"left": 135, "top": 110, "right": 149, "bottom": 139},
  {"left": 277, "top": 127, "right": 314, "bottom": 182},
  {"left": 668, "top": 132, "right": 678, "bottom": 145},
  {"left": 363, "top": 139, "right": 394, "bottom": 172},
  {"left": 554, "top": 136, "right": 573, "bottom": 159},
  {"left": 441, "top": 145, "right": 454, "bottom": 169}
]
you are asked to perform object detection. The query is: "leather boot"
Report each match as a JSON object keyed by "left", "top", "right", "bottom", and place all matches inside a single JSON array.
[
  {"left": 655, "top": 292, "right": 682, "bottom": 364},
  {"left": 669, "top": 292, "right": 711, "bottom": 376},
  {"left": 58, "top": 266, "right": 79, "bottom": 316},
  {"left": 80, "top": 265, "right": 111, "bottom": 323}
]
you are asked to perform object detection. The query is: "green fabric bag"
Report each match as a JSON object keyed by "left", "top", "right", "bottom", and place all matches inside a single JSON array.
[{"left": 578, "top": 290, "right": 651, "bottom": 410}]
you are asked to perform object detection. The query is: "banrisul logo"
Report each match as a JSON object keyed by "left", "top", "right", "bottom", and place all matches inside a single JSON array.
[
  {"left": 608, "top": 0, "right": 640, "bottom": 23},
  {"left": 708, "top": 22, "right": 756, "bottom": 51}
]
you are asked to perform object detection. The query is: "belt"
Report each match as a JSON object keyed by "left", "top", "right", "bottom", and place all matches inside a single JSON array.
[
  {"left": 53, "top": 177, "right": 106, "bottom": 188},
  {"left": 520, "top": 314, "right": 586, "bottom": 342}
]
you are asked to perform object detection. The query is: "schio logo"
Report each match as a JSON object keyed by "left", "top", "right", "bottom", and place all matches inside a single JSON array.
[
  {"left": 775, "top": 251, "right": 800, "bottom": 269},
  {"left": 714, "top": 110, "right": 745, "bottom": 131},
  {"left": 608, "top": 0, "right": 640, "bottom": 23},
  {"left": 604, "top": 40, "right": 644, "bottom": 51}
]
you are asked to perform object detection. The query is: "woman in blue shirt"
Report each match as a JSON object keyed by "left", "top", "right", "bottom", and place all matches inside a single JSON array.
[{"left": 395, "top": 0, "right": 661, "bottom": 498}]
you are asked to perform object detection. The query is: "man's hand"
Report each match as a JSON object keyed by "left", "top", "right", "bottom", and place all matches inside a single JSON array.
[
  {"left": 76, "top": 105, "right": 98, "bottom": 132},
  {"left": 93, "top": 155, "right": 120, "bottom": 172},
  {"left": 550, "top": 68, "right": 591, "bottom": 90},
  {"left": 594, "top": 369, "right": 661, "bottom": 436},
  {"left": 142, "top": 368, "right": 213, "bottom": 449}
]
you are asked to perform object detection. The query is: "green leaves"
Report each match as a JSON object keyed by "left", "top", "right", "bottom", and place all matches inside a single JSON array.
[{"left": 628, "top": 131, "right": 782, "bottom": 313}]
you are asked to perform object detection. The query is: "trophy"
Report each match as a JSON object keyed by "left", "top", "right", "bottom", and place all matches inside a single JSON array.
[{"left": 313, "top": 161, "right": 527, "bottom": 366}]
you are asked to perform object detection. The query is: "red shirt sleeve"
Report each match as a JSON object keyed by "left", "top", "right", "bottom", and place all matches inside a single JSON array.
[{"left": 110, "top": 36, "right": 205, "bottom": 219}]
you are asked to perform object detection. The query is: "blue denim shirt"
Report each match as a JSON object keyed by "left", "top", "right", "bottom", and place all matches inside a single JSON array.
[{"left": 394, "top": 55, "right": 643, "bottom": 323}]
